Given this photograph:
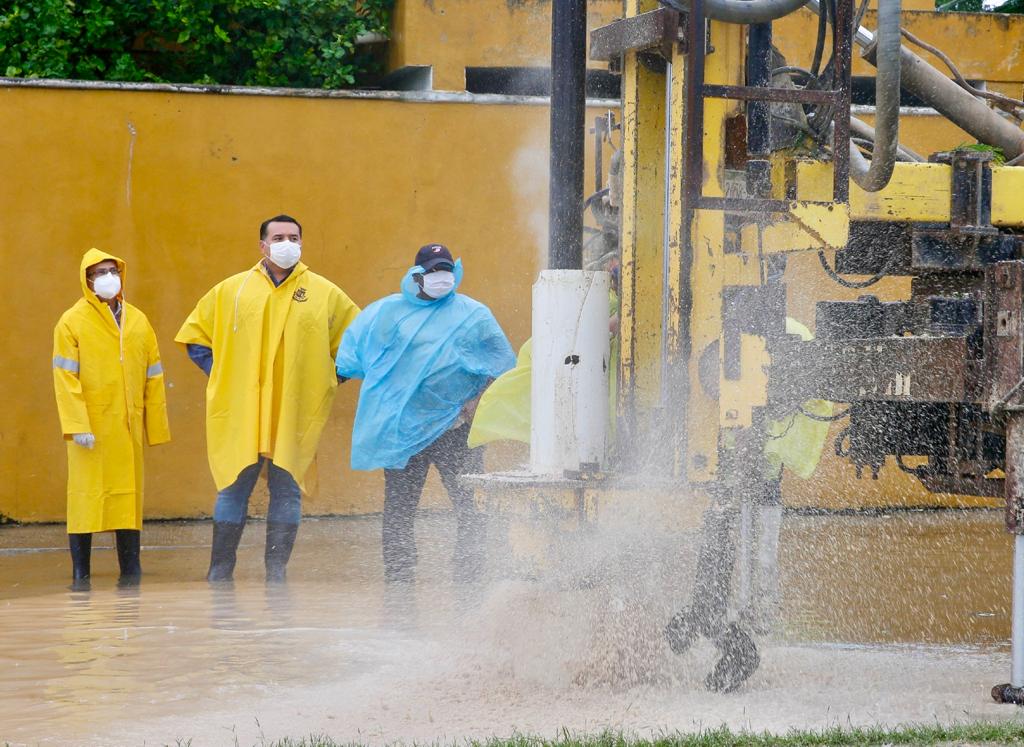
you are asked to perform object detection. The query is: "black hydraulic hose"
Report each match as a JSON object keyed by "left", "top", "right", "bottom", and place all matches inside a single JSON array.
[
  {"left": 806, "top": 0, "right": 1024, "bottom": 160},
  {"left": 810, "top": 0, "right": 827, "bottom": 78},
  {"left": 764, "top": 413, "right": 799, "bottom": 440},
  {"left": 834, "top": 426, "right": 852, "bottom": 457},
  {"left": 798, "top": 404, "right": 850, "bottom": 421},
  {"left": 896, "top": 454, "right": 926, "bottom": 477},
  {"left": 849, "top": 115, "right": 924, "bottom": 162},
  {"left": 817, "top": 249, "right": 893, "bottom": 289},
  {"left": 584, "top": 187, "right": 609, "bottom": 212},
  {"left": 848, "top": 0, "right": 900, "bottom": 192}
]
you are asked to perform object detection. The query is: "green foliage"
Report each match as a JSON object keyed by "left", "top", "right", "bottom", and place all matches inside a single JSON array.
[
  {"left": 0, "top": 0, "right": 394, "bottom": 88},
  {"left": 937, "top": 0, "right": 1024, "bottom": 13},
  {"left": 954, "top": 142, "right": 1008, "bottom": 164}
]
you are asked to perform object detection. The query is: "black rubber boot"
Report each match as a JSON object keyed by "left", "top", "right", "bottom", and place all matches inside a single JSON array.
[
  {"left": 265, "top": 522, "right": 299, "bottom": 584},
  {"left": 665, "top": 499, "right": 738, "bottom": 655},
  {"left": 706, "top": 622, "right": 761, "bottom": 693},
  {"left": 207, "top": 521, "right": 245, "bottom": 583},
  {"left": 993, "top": 683, "right": 1024, "bottom": 704},
  {"left": 664, "top": 608, "right": 699, "bottom": 655},
  {"left": 115, "top": 529, "right": 142, "bottom": 587},
  {"left": 68, "top": 533, "right": 92, "bottom": 591}
]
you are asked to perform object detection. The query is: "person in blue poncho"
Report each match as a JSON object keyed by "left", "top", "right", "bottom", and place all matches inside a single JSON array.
[{"left": 335, "top": 243, "right": 516, "bottom": 584}]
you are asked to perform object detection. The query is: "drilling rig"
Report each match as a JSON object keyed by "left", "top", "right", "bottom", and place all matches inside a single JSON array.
[
  {"left": 586, "top": 0, "right": 1024, "bottom": 695},
  {"left": 471, "top": 0, "right": 1024, "bottom": 696}
]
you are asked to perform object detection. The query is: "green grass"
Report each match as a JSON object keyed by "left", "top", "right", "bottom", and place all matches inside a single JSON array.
[{"left": 260, "top": 720, "right": 1024, "bottom": 747}]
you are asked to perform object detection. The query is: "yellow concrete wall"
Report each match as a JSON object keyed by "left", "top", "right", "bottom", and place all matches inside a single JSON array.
[
  {"left": 390, "top": 1, "right": 1024, "bottom": 94},
  {"left": 0, "top": 82, "right": 611, "bottom": 524},
  {"left": 8, "top": 3, "right": 1023, "bottom": 523},
  {"left": 390, "top": 0, "right": 623, "bottom": 91},
  {"left": 774, "top": 9, "right": 1024, "bottom": 85}
]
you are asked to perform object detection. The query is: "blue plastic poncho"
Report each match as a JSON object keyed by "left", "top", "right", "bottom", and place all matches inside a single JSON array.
[{"left": 335, "top": 260, "right": 516, "bottom": 471}]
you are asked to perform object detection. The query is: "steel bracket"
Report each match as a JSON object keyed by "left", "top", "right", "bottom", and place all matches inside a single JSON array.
[
  {"left": 589, "top": 8, "right": 683, "bottom": 63},
  {"left": 910, "top": 150, "right": 1024, "bottom": 272},
  {"left": 985, "top": 261, "right": 1024, "bottom": 531}
]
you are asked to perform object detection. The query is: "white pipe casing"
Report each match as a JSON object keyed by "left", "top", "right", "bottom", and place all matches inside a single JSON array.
[{"left": 530, "top": 270, "right": 611, "bottom": 475}]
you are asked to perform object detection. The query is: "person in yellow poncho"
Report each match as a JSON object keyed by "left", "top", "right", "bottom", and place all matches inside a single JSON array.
[
  {"left": 53, "top": 249, "right": 171, "bottom": 590},
  {"left": 176, "top": 215, "right": 359, "bottom": 584}
]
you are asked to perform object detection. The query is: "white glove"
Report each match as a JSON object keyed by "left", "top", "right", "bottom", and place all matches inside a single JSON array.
[{"left": 72, "top": 433, "right": 96, "bottom": 449}]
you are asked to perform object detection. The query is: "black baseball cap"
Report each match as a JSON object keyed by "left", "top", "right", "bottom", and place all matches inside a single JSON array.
[{"left": 415, "top": 243, "right": 455, "bottom": 272}]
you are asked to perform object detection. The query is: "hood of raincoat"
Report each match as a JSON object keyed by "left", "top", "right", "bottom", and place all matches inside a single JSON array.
[
  {"left": 80, "top": 247, "right": 126, "bottom": 308},
  {"left": 400, "top": 259, "right": 464, "bottom": 306}
]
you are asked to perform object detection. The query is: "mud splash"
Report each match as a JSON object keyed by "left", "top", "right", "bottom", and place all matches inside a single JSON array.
[{"left": 0, "top": 510, "right": 1019, "bottom": 745}]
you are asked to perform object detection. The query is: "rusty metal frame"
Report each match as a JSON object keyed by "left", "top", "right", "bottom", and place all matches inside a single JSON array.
[
  {"left": 681, "top": 0, "right": 706, "bottom": 219},
  {"left": 702, "top": 84, "right": 838, "bottom": 106},
  {"left": 589, "top": 7, "right": 682, "bottom": 62},
  {"left": 987, "top": 261, "right": 1024, "bottom": 531},
  {"left": 768, "top": 337, "right": 974, "bottom": 404},
  {"left": 681, "top": 0, "right": 853, "bottom": 213},
  {"left": 762, "top": 260, "right": 1024, "bottom": 500}
]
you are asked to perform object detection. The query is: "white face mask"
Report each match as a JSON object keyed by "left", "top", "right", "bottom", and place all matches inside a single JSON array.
[
  {"left": 421, "top": 270, "right": 455, "bottom": 299},
  {"left": 93, "top": 273, "right": 121, "bottom": 300},
  {"left": 267, "top": 240, "right": 302, "bottom": 269}
]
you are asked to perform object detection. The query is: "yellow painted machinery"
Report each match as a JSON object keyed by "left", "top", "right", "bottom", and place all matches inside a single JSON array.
[
  {"left": 467, "top": 0, "right": 1024, "bottom": 696},
  {"left": 586, "top": 0, "right": 1024, "bottom": 697}
]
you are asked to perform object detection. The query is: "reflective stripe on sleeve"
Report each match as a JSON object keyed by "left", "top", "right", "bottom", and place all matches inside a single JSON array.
[
  {"left": 146, "top": 361, "right": 164, "bottom": 378},
  {"left": 53, "top": 355, "right": 80, "bottom": 374}
]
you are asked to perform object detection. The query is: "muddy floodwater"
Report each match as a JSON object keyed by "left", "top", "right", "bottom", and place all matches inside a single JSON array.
[{"left": 2, "top": 508, "right": 1023, "bottom": 745}]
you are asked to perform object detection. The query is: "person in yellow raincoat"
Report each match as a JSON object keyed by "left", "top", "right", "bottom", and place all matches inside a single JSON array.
[
  {"left": 176, "top": 215, "right": 359, "bottom": 584},
  {"left": 52, "top": 249, "right": 171, "bottom": 590}
]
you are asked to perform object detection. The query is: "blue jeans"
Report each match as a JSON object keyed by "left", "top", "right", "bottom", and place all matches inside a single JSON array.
[{"left": 213, "top": 458, "right": 301, "bottom": 526}]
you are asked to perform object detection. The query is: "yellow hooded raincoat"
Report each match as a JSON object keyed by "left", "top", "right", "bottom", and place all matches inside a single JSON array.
[
  {"left": 175, "top": 262, "right": 359, "bottom": 492},
  {"left": 53, "top": 249, "right": 171, "bottom": 534}
]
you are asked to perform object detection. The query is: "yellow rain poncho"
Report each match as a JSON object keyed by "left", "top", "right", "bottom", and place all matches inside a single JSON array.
[
  {"left": 469, "top": 290, "right": 620, "bottom": 448},
  {"left": 52, "top": 249, "right": 171, "bottom": 534},
  {"left": 763, "top": 318, "right": 833, "bottom": 479},
  {"left": 467, "top": 338, "right": 533, "bottom": 447},
  {"left": 175, "top": 261, "right": 359, "bottom": 492}
]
